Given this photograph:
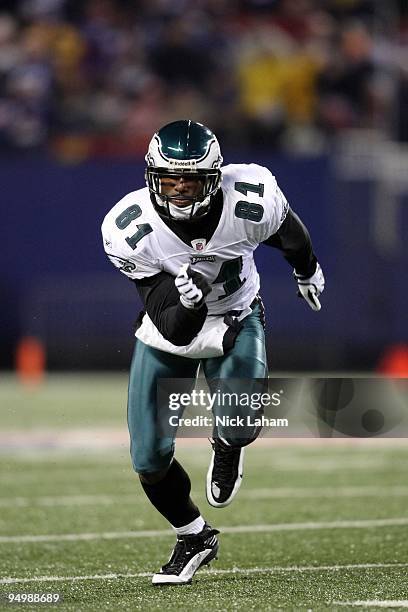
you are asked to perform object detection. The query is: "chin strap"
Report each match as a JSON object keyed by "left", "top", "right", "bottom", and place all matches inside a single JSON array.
[{"left": 159, "top": 195, "right": 211, "bottom": 221}]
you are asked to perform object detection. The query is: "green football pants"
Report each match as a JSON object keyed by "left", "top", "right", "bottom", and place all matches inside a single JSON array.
[{"left": 127, "top": 304, "right": 268, "bottom": 474}]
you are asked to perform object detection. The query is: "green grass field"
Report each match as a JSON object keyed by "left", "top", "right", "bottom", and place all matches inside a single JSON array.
[{"left": 1, "top": 374, "right": 408, "bottom": 611}]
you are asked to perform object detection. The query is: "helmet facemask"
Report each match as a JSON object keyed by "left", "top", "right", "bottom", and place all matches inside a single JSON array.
[{"left": 145, "top": 167, "right": 221, "bottom": 221}]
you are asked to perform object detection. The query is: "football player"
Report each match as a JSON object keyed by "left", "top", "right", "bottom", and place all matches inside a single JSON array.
[{"left": 101, "top": 120, "right": 324, "bottom": 585}]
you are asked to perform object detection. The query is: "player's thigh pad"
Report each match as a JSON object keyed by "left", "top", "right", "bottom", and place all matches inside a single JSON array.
[
  {"left": 128, "top": 339, "right": 199, "bottom": 473},
  {"left": 203, "top": 304, "right": 267, "bottom": 379},
  {"left": 202, "top": 304, "right": 268, "bottom": 446}
]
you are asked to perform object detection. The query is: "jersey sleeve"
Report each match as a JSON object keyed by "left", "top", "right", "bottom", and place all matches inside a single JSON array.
[
  {"left": 256, "top": 165, "right": 289, "bottom": 242},
  {"left": 101, "top": 203, "right": 160, "bottom": 280},
  {"left": 223, "top": 163, "right": 290, "bottom": 245}
]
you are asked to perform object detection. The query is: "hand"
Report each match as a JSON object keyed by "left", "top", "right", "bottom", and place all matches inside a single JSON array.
[
  {"left": 294, "top": 262, "right": 325, "bottom": 312},
  {"left": 175, "top": 263, "right": 212, "bottom": 309}
]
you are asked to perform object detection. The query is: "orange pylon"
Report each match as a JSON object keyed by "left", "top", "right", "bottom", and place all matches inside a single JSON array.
[
  {"left": 377, "top": 344, "right": 408, "bottom": 378},
  {"left": 15, "top": 336, "right": 46, "bottom": 386}
]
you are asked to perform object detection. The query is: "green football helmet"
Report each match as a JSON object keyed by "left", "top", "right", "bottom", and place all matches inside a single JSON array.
[{"left": 145, "top": 120, "right": 223, "bottom": 220}]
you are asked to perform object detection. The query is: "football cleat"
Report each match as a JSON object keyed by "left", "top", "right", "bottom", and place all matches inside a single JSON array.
[
  {"left": 206, "top": 438, "right": 244, "bottom": 507},
  {"left": 151, "top": 523, "right": 219, "bottom": 585}
]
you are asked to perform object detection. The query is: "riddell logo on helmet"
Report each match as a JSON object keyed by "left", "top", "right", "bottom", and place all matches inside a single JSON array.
[{"left": 168, "top": 159, "right": 197, "bottom": 168}]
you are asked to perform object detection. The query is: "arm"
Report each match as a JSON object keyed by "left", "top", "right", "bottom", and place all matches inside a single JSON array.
[
  {"left": 263, "top": 207, "right": 325, "bottom": 311},
  {"left": 262, "top": 207, "right": 317, "bottom": 277},
  {"left": 102, "top": 205, "right": 210, "bottom": 343},
  {"left": 134, "top": 268, "right": 210, "bottom": 346}
]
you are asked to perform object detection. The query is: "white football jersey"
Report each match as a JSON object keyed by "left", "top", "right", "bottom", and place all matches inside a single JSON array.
[{"left": 101, "top": 163, "right": 289, "bottom": 357}]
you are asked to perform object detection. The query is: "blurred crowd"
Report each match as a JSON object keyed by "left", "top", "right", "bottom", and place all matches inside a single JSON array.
[{"left": 0, "top": 0, "right": 407, "bottom": 157}]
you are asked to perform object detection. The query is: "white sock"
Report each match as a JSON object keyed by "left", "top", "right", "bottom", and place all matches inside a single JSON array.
[{"left": 174, "top": 515, "right": 205, "bottom": 536}]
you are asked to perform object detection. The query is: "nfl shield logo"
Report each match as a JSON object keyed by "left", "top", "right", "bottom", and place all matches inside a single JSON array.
[{"left": 191, "top": 239, "right": 206, "bottom": 251}]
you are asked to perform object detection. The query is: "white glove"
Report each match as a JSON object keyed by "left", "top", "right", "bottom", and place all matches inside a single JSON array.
[
  {"left": 175, "top": 263, "right": 211, "bottom": 309},
  {"left": 294, "top": 262, "right": 325, "bottom": 312}
]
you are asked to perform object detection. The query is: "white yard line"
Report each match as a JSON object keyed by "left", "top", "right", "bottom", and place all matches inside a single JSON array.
[
  {"left": 1, "top": 517, "right": 408, "bottom": 544},
  {"left": 334, "top": 602, "right": 408, "bottom": 608},
  {"left": 0, "top": 494, "right": 137, "bottom": 508},
  {"left": 0, "top": 459, "right": 406, "bottom": 488},
  {"left": 1, "top": 430, "right": 407, "bottom": 454},
  {"left": 1, "top": 485, "right": 408, "bottom": 508},
  {"left": 1, "top": 562, "right": 407, "bottom": 585},
  {"left": 267, "top": 458, "right": 407, "bottom": 471},
  {"left": 242, "top": 485, "right": 408, "bottom": 499}
]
